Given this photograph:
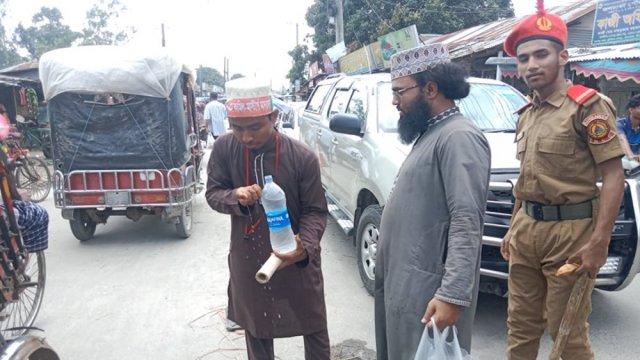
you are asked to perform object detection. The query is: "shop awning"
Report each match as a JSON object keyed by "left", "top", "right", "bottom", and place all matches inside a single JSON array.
[
  {"left": 570, "top": 59, "right": 640, "bottom": 84},
  {"left": 568, "top": 44, "right": 640, "bottom": 84}
]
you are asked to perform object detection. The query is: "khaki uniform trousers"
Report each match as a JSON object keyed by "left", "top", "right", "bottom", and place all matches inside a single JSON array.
[{"left": 507, "top": 208, "right": 596, "bottom": 360}]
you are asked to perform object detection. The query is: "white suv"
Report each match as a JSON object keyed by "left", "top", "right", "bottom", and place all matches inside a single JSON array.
[{"left": 299, "top": 73, "right": 640, "bottom": 296}]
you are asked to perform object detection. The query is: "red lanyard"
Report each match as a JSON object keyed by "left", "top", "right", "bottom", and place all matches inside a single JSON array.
[{"left": 243, "top": 131, "right": 280, "bottom": 238}]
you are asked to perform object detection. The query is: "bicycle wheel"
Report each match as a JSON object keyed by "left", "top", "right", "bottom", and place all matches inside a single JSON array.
[
  {"left": 16, "top": 157, "right": 52, "bottom": 203},
  {"left": 0, "top": 251, "right": 46, "bottom": 337}
]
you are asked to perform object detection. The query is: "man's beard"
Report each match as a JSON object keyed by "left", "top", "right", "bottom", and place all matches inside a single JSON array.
[{"left": 398, "top": 97, "right": 432, "bottom": 145}]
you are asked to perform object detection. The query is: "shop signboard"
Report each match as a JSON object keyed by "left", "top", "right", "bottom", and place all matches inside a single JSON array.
[
  {"left": 310, "top": 61, "right": 320, "bottom": 78},
  {"left": 326, "top": 42, "right": 347, "bottom": 63},
  {"left": 322, "top": 54, "right": 335, "bottom": 74},
  {"left": 377, "top": 25, "right": 421, "bottom": 68},
  {"left": 592, "top": 0, "right": 640, "bottom": 46},
  {"left": 338, "top": 47, "right": 370, "bottom": 75},
  {"left": 368, "top": 42, "right": 385, "bottom": 71}
]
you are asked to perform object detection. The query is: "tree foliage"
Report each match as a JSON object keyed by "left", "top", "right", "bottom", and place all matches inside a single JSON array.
[
  {"left": 287, "top": 45, "right": 310, "bottom": 83},
  {"left": 197, "top": 67, "right": 225, "bottom": 88},
  {"left": 0, "top": 0, "right": 23, "bottom": 68},
  {"left": 12, "top": 7, "right": 81, "bottom": 59},
  {"left": 80, "top": 0, "right": 133, "bottom": 46},
  {"left": 289, "top": 0, "right": 515, "bottom": 81}
]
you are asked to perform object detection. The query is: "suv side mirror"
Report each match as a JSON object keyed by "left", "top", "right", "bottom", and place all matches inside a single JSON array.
[{"left": 330, "top": 113, "right": 363, "bottom": 136}]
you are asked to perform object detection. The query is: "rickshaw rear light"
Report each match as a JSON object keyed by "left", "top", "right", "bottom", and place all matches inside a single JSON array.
[
  {"left": 134, "top": 193, "right": 169, "bottom": 204},
  {"left": 68, "top": 193, "right": 104, "bottom": 205},
  {"left": 139, "top": 172, "right": 156, "bottom": 181}
]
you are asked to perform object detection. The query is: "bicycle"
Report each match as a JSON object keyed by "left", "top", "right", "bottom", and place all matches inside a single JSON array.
[
  {"left": 5, "top": 137, "right": 52, "bottom": 204},
  {"left": 16, "top": 120, "right": 52, "bottom": 159},
  {"left": 0, "top": 160, "right": 47, "bottom": 339}
]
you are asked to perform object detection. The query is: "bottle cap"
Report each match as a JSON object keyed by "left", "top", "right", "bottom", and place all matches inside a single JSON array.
[{"left": 264, "top": 175, "right": 273, "bottom": 184}]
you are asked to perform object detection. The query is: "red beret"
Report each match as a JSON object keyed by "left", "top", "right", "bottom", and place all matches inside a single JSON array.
[{"left": 504, "top": 10, "right": 567, "bottom": 57}]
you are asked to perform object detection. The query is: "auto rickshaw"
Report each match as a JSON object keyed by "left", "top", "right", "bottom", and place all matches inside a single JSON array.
[{"left": 39, "top": 46, "right": 204, "bottom": 241}]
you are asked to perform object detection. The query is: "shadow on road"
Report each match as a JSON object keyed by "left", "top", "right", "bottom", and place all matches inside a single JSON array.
[{"left": 74, "top": 215, "right": 187, "bottom": 247}]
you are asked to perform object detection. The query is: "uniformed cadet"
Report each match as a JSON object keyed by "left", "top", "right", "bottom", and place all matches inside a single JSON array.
[{"left": 500, "top": 2, "right": 625, "bottom": 359}]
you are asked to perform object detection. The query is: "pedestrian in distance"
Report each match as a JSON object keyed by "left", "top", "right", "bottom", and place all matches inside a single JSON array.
[
  {"left": 374, "top": 42, "right": 491, "bottom": 359},
  {"left": 616, "top": 94, "right": 640, "bottom": 170},
  {"left": 204, "top": 92, "right": 228, "bottom": 140},
  {"left": 500, "top": 1, "right": 625, "bottom": 359},
  {"left": 205, "top": 77, "right": 330, "bottom": 360}
]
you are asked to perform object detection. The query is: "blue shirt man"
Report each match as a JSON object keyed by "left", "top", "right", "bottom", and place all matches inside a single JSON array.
[{"left": 616, "top": 117, "right": 640, "bottom": 155}]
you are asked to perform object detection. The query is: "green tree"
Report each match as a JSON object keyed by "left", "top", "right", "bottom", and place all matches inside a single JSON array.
[
  {"left": 287, "top": 45, "right": 310, "bottom": 83},
  {"left": 305, "top": 1, "right": 335, "bottom": 58},
  {"left": 230, "top": 73, "right": 245, "bottom": 80},
  {"left": 13, "top": 7, "right": 81, "bottom": 60},
  {"left": 196, "top": 66, "right": 225, "bottom": 88},
  {"left": 376, "top": 0, "right": 514, "bottom": 39},
  {"left": 306, "top": 0, "right": 514, "bottom": 50},
  {"left": 0, "top": 0, "right": 23, "bottom": 68},
  {"left": 80, "top": 0, "right": 134, "bottom": 45}
]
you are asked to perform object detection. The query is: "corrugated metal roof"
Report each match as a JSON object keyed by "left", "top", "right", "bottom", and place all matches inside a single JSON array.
[
  {"left": 421, "top": 0, "right": 596, "bottom": 59},
  {"left": 569, "top": 43, "right": 640, "bottom": 62},
  {"left": 0, "top": 74, "right": 24, "bottom": 87},
  {"left": 0, "top": 60, "right": 39, "bottom": 74}
]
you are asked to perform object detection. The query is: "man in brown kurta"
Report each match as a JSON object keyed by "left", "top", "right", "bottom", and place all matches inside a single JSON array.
[{"left": 205, "top": 78, "right": 329, "bottom": 360}]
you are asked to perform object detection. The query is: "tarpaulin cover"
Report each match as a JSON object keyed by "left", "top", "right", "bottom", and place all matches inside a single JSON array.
[
  {"left": 39, "top": 46, "right": 190, "bottom": 101},
  {"left": 49, "top": 83, "right": 190, "bottom": 172},
  {"left": 570, "top": 59, "right": 640, "bottom": 84}
]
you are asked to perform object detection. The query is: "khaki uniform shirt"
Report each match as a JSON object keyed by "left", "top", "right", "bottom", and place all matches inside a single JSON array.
[{"left": 514, "top": 81, "right": 624, "bottom": 204}]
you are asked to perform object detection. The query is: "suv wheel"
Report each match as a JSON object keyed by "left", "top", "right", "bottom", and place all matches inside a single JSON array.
[{"left": 356, "top": 205, "right": 381, "bottom": 296}]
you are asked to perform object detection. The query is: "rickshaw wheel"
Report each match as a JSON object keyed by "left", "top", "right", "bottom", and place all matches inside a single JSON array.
[
  {"left": 175, "top": 201, "right": 193, "bottom": 239},
  {"left": 0, "top": 251, "right": 46, "bottom": 338},
  {"left": 69, "top": 211, "right": 97, "bottom": 241}
]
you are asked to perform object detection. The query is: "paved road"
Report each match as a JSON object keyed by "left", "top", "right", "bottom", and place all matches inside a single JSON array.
[{"left": 28, "top": 161, "right": 640, "bottom": 359}]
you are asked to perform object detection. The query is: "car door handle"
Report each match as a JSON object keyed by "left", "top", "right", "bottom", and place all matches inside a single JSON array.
[
  {"left": 331, "top": 138, "right": 339, "bottom": 145},
  {"left": 350, "top": 151, "right": 363, "bottom": 161}
]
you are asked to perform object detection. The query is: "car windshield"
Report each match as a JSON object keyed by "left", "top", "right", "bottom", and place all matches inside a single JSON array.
[{"left": 377, "top": 81, "right": 527, "bottom": 133}]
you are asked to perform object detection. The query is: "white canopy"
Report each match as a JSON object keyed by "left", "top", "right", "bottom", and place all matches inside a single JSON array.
[{"left": 39, "top": 45, "right": 193, "bottom": 100}]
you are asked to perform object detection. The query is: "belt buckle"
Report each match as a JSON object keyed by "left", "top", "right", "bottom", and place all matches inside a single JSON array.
[{"left": 532, "top": 203, "right": 545, "bottom": 220}]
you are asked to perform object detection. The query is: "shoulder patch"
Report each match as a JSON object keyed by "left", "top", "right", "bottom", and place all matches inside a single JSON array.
[
  {"left": 582, "top": 113, "right": 616, "bottom": 144},
  {"left": 567, "top": 85, "right": 598, "bottom": 105},
  {"left": 513, "top": 102, "right": 532, "bottom": 115}
]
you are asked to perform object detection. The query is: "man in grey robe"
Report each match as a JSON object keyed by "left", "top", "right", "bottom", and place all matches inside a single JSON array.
[{"left": 375, "top": 43, "right": 491, "bottom": 360}]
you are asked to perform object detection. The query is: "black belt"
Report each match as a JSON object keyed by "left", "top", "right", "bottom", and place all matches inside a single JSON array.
[{"left": 522, "top": 199, "right": 595, "bottom": 221}]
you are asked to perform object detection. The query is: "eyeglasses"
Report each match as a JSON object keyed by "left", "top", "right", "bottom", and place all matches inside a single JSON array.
[{"left": 392, "top": 84, "right": 422, "bottom": 99}]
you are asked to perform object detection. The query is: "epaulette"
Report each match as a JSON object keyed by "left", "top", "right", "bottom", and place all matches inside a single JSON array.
[
  {"left": 513, "top": 102, "right": 532, "bottom": 115},
  {"left": 567, "top": 85, "right": 598, "bottom": 105}
]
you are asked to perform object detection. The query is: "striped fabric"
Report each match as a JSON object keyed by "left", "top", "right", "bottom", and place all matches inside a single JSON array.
[{"left": 6, "top": 200, "right": 49, "bottom": 252}]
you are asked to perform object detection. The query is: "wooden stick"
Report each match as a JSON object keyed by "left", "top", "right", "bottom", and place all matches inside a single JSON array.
[
  {"left": 549, "top": 272, "right": 590, "bottom": 360},
  {"left": 255, "top": 254, "right": 282, "bottom": 284}
]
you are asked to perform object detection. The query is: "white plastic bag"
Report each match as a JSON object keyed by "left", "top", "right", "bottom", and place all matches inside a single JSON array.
[
  {"left": 414, "top": 318, "right": 478, "bottom": 360},
  {"left": 206, "top": 133, "right": 215, "bottom": 149}
]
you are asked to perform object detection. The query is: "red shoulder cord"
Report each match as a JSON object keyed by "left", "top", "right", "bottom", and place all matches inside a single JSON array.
[{"left": 243, "top": 131, "right": 280, "bottom": 237}]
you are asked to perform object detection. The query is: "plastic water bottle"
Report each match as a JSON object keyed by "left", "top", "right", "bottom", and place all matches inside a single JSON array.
[{"left": 262, "top": 175, "right": 296, "bottom": 254}]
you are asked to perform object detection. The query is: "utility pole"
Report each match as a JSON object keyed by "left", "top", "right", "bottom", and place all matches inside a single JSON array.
[
  {"left": 296, "top": 23, "right": 299, "bottom": 46},
  {"left": 198, "top": 65, "right": 204, "bottom": 96},
  {"left": 335, "top": 0, "right": 344, "bottom": 44},
  {"left": 223, "top": 57, "right": 229, "bottom": 85},
  {"left": 161, "top": 23, "right": 166, "bottom": 47}
]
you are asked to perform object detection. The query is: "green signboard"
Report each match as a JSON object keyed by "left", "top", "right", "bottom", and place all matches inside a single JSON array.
[{"left": 377, "top": 25, "right": 421, "bottom": 68}]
